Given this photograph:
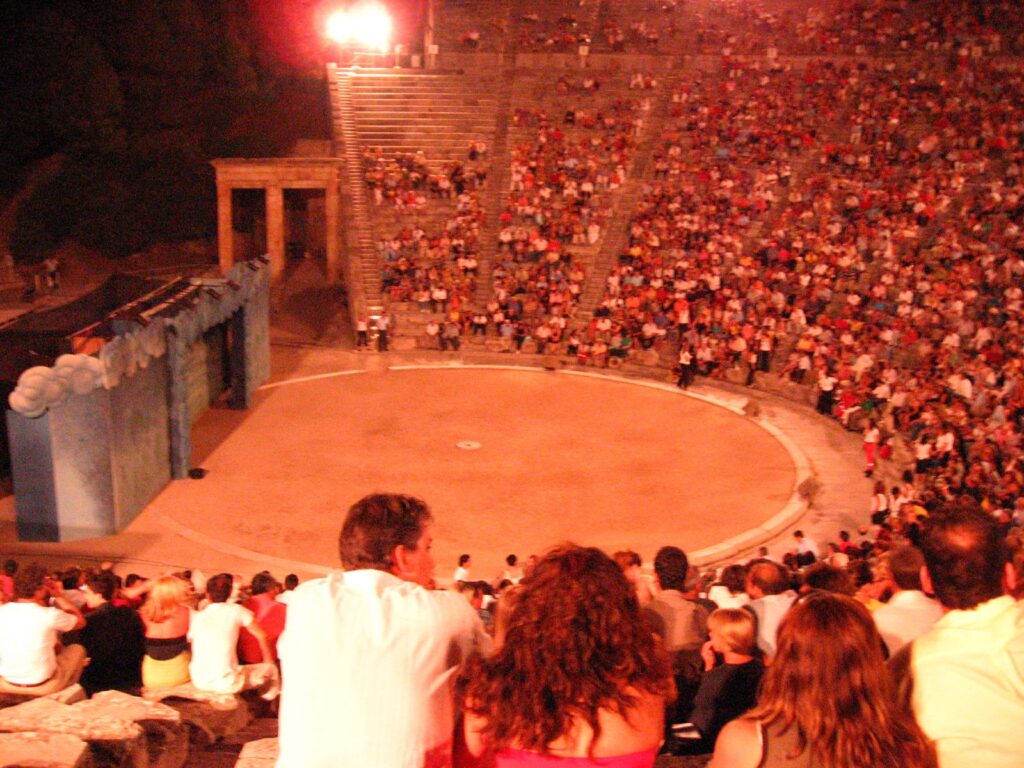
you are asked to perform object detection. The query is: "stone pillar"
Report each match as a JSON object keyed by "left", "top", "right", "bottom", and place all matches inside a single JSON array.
[
  {"left": 217, "top": 182, "right": 234, "bottom": 275},
  {"left": 265, "top": 184, "right": 285, "bottom": 281},
  {"left": 325, "top": 174, "right": 340, "bottom": 284}
]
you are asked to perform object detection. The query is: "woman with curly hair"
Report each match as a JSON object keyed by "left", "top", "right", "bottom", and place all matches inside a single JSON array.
[
  {"left": 138, "top": 574, "right": 194, "bottom": 690},
  {"left": 709, "top": 592, "right": 936, "bottom": 768},
  {"left": 457, "top": 544, "right": 674, "bottom": 767}
]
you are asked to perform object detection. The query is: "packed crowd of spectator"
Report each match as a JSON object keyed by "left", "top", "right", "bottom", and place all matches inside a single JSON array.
[
  {"left": 445, "top": 0, "right": 1024, "bottom": 59},
  {"left": 9, "top": 490, "right": 1018, "bottom": 767}
]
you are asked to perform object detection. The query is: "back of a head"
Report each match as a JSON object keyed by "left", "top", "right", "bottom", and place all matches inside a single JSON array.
[
  {"left": 13, "top": 564, "right": 47, "bottom": 600},
  {"left": 141, "top": 574, "right": 192, "bottom": 624},
  {"left": 251, "top": 571, "right": 278, "bottom": 596},
  {"left": 919, "top": 507, "right": 1007, "bottom": 610},
  {"left": 206, "top": 573, "right": 233, "bottom": 603},
  {"left": 683, "top": 564, "right": 701, "bottom": 593},
  {"left": 653, "top": 546, "right": 688, "bottom": 591},
  {"left": 284, "top": 573, "right": 299, "bottom": 591},
  {"left": 613, "top": 550, "right": 641, "bottom": 571},
  {"left": 85, "top": 570, "right": 118, "bottom": 602},
  {"left": 755, "top": 592, "right": 934, "bottom": 768},
  {"left": 707, "top": 608, "right": 756, "bottom": 655},
  {"left": 748, "top": 560, "right": 788, "bottom": 596},
  {"left": 339, "top": 493, "right": 432, "bottom": 571},
  {"left": 506, "top": 554, "right": 518, "bottom": 567},
  {"left": 4, "top": 559, "right": 18, "bottom": 577},
  {"left": 801, "top": 563, "right": 855, "bottom": 596},
  {"left": 458, "top": 543, "right": 672, "bottom": 754},
  {"left": 720, "top": 563, "right": 747, "bottom": 594},
  {"left": 886, "top": 545, "right": 926, "bottom": 591}
]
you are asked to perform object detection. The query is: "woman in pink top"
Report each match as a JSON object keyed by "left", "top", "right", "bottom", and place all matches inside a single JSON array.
[{"left": 457, "top": 544, "right": 673, "bottom": 768}]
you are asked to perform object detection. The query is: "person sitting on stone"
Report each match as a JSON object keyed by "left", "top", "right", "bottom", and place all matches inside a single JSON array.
[
  {"left": 79, "top": 569, "right": 146, "bottom": 696},
  {"left": 238, "top": 571, "right": 286, "bottom": 665},
  {"left": 188, "top": 573, "right": 278, "bottom": 699},
  {"left": 0, "top": 563, "right": 87, "bottom": 696}
]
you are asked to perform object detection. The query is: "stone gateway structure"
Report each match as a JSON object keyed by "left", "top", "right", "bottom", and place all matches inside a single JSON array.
[{"left": 211, "top": 159, "right": 342, "bottom": 283}]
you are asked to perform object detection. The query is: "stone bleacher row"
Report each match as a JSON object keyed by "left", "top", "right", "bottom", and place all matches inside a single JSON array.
[{"left": 435, "top": 0, "right": 1024, "bottom": 58}]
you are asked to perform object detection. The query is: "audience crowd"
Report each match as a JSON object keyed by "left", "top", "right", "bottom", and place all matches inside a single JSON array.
[{"left": 4, "top": 489, "right": 1020, "bottom": 768}]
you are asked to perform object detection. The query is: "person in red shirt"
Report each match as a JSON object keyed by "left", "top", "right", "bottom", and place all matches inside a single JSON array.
[{"left": 237, "top": 571, "right": 287, "bottom": 664}]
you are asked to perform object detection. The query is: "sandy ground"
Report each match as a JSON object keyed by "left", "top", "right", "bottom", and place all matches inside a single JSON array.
[{"left": 0, "top": 336, "right": 876, "bottom": 583}]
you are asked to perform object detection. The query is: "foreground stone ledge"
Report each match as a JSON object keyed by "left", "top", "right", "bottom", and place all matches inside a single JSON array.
[
  {"left": 234, "top": 737, "right": 278, "bottom": 768},
  {"left": 0, "top": 731, "right": 91, "bottom": 768}
]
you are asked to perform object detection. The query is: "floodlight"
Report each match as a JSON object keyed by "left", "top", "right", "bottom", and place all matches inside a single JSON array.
[{"left": 325, "top": 2, "right": 392, "bottom": 53}]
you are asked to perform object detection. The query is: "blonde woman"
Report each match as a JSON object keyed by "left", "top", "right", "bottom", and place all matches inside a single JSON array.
[{"left": 139, "top": 575, "right": 193, "bottom": 689}]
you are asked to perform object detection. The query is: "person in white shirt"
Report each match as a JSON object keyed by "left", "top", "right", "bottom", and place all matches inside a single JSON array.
[
  {"left": 277, "top": 493, "right": 491, "bottom": 768},
  {"left": 453, "top": 554, "right": 471, "bottom": 584},
  {"left": 0, "top": 564, "right": 86, "bottom": 696},
  {"left": 872, "top": 545, "right": 943, "bottom": 656},
  {"left": 188, "top": 573, "right": 278, "bottom": 698},
  {"left": 900, "top": 508, "right": 1024, "bottom": 768},
  {"left": 745, "top": 561, "right": 796, "bottom": 660},
  {"left": 792, "top": 530, "right": 820, "bottom": 566}
]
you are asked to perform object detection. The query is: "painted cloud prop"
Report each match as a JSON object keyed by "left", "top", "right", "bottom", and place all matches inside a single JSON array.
[{"left": 7, "top": 354, "right": 104, "bottom": 417}]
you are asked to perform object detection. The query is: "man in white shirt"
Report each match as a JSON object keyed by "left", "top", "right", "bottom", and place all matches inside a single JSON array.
[
  {"left": 189, "top": 573, "right": 278, "bottom": 698},
  {"left": 792, "top": 530, "right": 820, "bottom": 566},
  {"left": 277, "top": 494, "right": 491, "bottom": 768},
  {"left": 872, "top": 545, "right": 943, "bottom": 656},
  {"left": 745, "top": 561, "right": 796, "bottom": 660},
  {"left": 903, "top": 508, "right": 1024, "bottom": 768},
  {"left": 0, "top": 564, "right": 86, "bottom": 696}
]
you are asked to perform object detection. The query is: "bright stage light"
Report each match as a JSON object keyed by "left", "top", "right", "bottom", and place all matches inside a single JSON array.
[{"left": 325, "top": 2, "right": 393, "bottom": 53}]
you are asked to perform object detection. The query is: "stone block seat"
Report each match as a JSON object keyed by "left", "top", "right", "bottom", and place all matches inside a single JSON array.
[{"left": 0, "top": 690, "right": 188, "bottom": 768}]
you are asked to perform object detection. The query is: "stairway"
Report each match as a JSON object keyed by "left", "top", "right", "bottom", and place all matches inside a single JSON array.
[
  {"left": 472, "top": 69, "right": 516, "bottom": 307},
  {"left": 332, "top": 67, "right": 383, "bottom": 316}
]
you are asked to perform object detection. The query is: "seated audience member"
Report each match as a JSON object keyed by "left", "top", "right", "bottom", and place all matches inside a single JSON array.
[
  {"left": 613, "top": 549, "right": 654, "bottom": 605},
  {"left": 0, "top": 564, "right": 86, "bottom": 695},
  {"left": 238, "top": 571, "right": 286, "bottom": 665},
  {"left": 1, "top": 559, "right": 17, "bottom": 598},
  {"left": 644, "top": 546, "right": 708, "bottom": 719},
  {"left": 458, "top": 544, "right": 674, "bottom": 767},
  {"left": 744, "top": 561, "right": 795, "bottom": 659},
  {"left": 501, "top": 554, "right": 523, "bottom": 584},
  {"left": 140, "top": 575, "right": 193, "bottom": 690},
  {"left": 799, "top": 562, "right": 855, "bottom": 595},
  {"left": 455, "top": 553, "right": 472, "bottom": 583},
  {"left": 79, "top": 570, "right": 145, "bottom": 696},
  {"left": 710, "top": 593, "right": 936, "bottom": 768},
  {"left": 188, "top": 573, "right": 278, "bottom": 698},
  {"left": 277, "top": 494, "right": 490, "bottom": 768},
  {"left": 707, "top": 564, "right": 750, "bottom": 609},
  {"left": 872, "top": 546, "right": 942, "bottom": 656},
  {"left": 669, "top": 608, "right": 764, "bottom": 756},
  {"left": 903, "top": 507, "right": 1024, "bottom": 767},
  {"left": 792, "top": 530, "right": 819, "bottom": 566},
  {"left": 276, "top": 573, "right": 299, "bottom": 605}
]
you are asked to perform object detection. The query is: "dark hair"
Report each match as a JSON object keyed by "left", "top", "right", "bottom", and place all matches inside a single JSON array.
[
  {"left": 613, "top": 550, "right": 641, "bottom": 570},
  {"left": 4, "top": 559, "right": 18, "bottom": 577},
  {"left": 125, "top": 573, "right": 144, "bottom": 588},
  {"left": 919, "top": 507, "right": 1008, "bottom": 610},
  {"left": 750, "top": 593, "right": 935, "bottom": 768},
  {"left": 801, "top": 563, "right": 855, "bottom": 595},
  {"left": 251, "top": 571, "right": 277, "bottom": 596},
  {"left": 720, "top": 563, "right": 747, "bottom": 594},
  {"left": 61, "top": 567, "right": 82, "bottom": 591},
  {"left": 14, "top": 564, "right": 47, "bottom": 599},
  {"left": 86, "top": 570, "right": 119, "bottom": 601},
  {"left": 339, "top": 494, "right": 433, "bottom": 571},
  {"left": 506, "top": 554, "right": 518, "bottom": 567},
  {"left": 206, "top": 573, "right": 233, "bottom": 603},
  {"left": 284, "top": 574, "right": 299, "bottom": 590},
  {"left": 653, "top": 546, "right": 688, "bottom": 591},
  {"left": 459, "top": 554, "right": 471, "bottom": 567},
  {"left": 457, "top": 544, "right": 672, "bottom": 756},
  {"left": 747, "top": 560, "right": 789, "bottom": 595},
  {"left": 886, "top": 546, "right": 925, "bottom": 591}
]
